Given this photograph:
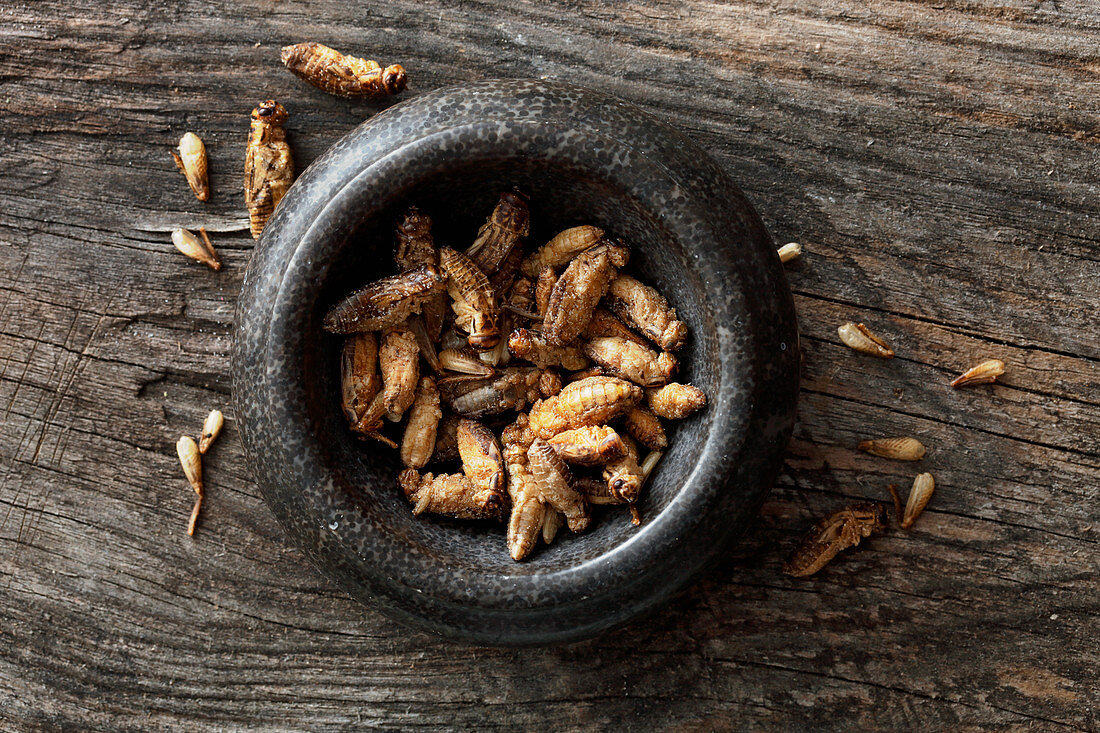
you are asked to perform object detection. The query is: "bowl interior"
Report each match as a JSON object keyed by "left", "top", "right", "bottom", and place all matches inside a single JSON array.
[{"left": 307, "top": 154, "right": 720, "bottom": 576}]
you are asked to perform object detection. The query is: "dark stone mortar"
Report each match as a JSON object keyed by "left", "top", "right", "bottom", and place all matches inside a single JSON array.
[{"left": 232, "top": 79, "right": 800, "bottom": 645}]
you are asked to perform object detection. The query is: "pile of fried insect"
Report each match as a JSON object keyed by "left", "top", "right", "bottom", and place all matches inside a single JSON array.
[
  {"left": 323, "top": 193, "right": 707, "bottom": 561},
  {"left": 170, "top": 42, "right": 1007, "bottom": 574}
]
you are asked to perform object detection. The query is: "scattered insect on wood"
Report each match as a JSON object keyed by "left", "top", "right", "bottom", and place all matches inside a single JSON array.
[
  {"left": 777, "top": 242, "right": 801, "bottom": 263},
  {"left": 858, "top": 437, "right": 926, "bottom": 461},
  {"left": 171, "top": 227, "right": 221, "bottom": 271},
  {"left": 783, "top": 503, "right": 887, "bottom": 578},
  {"left": 281, "top": 42, "right": 407, "bottom": 99},
  {"left": 244, "top": 100, "right": 294, "bottom": 239},
  {"left": 199, "top": 410, "right": 224, "bottom": 454},
  {"left": 900, "top": 473, "right": 935, "bottom": 529},
  {"left": 176, "top": 436, "right": 203, "bottom": 536}
]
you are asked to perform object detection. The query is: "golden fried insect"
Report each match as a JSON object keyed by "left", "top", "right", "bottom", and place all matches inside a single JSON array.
[
  {"left": 538, "top": 369, "right": 563, "bottom": 398},
  {"left": 245, "top": 100, "right": 294, "bottom": 239},
  {"left": 440, "top": 247, "right": 501, "bottom": 351},
  {"left": 395, "top": 207, "right": 446, "bottom": 341},
  {"left": 583, "top": 308, "right": 649, "bottom": 348},
  {"left": 171, "top": 132, "right": 209, "bottom": 201},
  {"left": 433, "top": 414, "right": 461, "bottom": 463},
  {"left": 400, "top": 377, "right": 441, "bottom": 469},
  {"left": 378, "top": 326, "right": 419, "bottom": 421},
  {"left": 507, "top": 328, "right": 589, "bottom": 371},
  {"left": 582, "top": 337, "right": 676, "bottom": 387},
  {"left": 783, "top": 503, "right": 887, "bottom": 577},
  {"left": 646, "top": 382, "right": 707, "bottom": 420},
  {"left": 466, "top": 190, "right": 530, "bottom": 276},
  {"left": 442, "top": 367, "right": 547, "bottom": 417},
  {"left": 604, "top": 274, "right": 688, "bottom": 351},
  {"left": 622, "top": 406, "right": 667, "bottom": 451},
  {"left": 171, "top": 227, "right": 221, "bottom": 271},
  {"left": 499, "top": 414, "right": 544, "bottom": 561},
  {"left": 322, "top": 265, "right": 446, "bottom": 334},
  {"left": 543, "top": 240, "right": 630, "bottom": 346},
  {"left": 341, "top": 332, "right": 384, "bottom": 432},
  {"left": 528, "top": 376, "right": 643, "bottom": 439},
  {"left": 602, "top": 434, "right": 644, "bottom": 503},
  {"left": 280, "top": 42, "right": 407, "bottom": 99},
  {"left": 521, "top": 225, "right": 605, "bottom": 277},
  {"left": 457, "top": 419, "right": 506, "bottom": 496},
  {"left": 527, "top": 438, "right": 590, "bottom": 532},
  {"left": 547, "top": 425, "right": 627, "bottom": 466},
  {"left": 399, "top": 468, "right": 505, "bottom": 520},
  {"left": 534, "top": 267, "right": 556, "bottom": 318}
]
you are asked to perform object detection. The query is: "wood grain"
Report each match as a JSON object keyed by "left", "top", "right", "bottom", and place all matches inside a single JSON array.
[{"left": 1, "top": 0, "right": 1097, "bottom": 729}]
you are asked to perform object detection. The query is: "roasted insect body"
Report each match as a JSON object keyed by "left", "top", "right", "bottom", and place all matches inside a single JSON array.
[
  {"left": 171, "top": 132, "right": 209, "bottom": 201},
  {"left": 400, "top": 377, "right": 441, "bottom": 469},
  {"left": 245, "top": 100, "right": 294, "bottom": 239},
  {"left": 602, "top": 434, "right": 644, "bottom": 503},
  {"left": 951, "top": 359, "right": 1005, "bottom": 388},
  {"left": 323, "top": 265, "right": 446, "bottom": 333},
  {"left": 858, "top": 437, "right": 926, "bottom": 461},
  {"left": 783, "top": 503, "right": 887, "bottom": 577},
  {"left": 582, "top": 337, "right": 676, "bottom": 387},
  {"left": 527, "top": 438, "right": 590, "bottom": 532},
  {"left": 900, "top": 473, "right": 935, "bottom": 529},
  {"left": 507, "top": 328, "right": 588, "bottom": 371},
  {"left": 457, "top": 419, "right": 506, "bottom": 496},
  {"left": 395, "top": 207, "right": 446, "bottom": 341},
  {"left": 604, "top": 274, "right": 687, "bottom": 351},
  {"left": 466, "top": 190, "right": 530, "bottom": 276},
  {"left": 340, "top": 332, "right": 383, "bottom": 431},
  {"left": 443, "top": 367, "right": 548, "bottom": 417},
  {"left": 399, "top": 468, "right": 504, "bottom": 520},
  {"left": 281, "top": 42, "right": 407, "bottom": 98},
  {"left": 622, "top": 407, "right": 667, "bottom": 450},
  {"left": 528, "top": 376, "right": 642, "bottom": 439},
  {"left": 646, "top": 382, "right": 707, "bottom": 420},
  {"left": 543, "top": 241, "right": 629, "bottom": 346},
  {"left": 171, "top": 227, "right": 221, "bottom": 271},
  {"left": 440, "top": 247, "right": 500, "bottom": 351},
  {"left": 534, "top": 267, "right": 556, "bottom": 318},
  {"left": 521, "top": 225, "right": 604, "bottom": 277},
  {"left": 378, "top": 327, "right": 419, "bottom": 422},
  {"left": 501, "top": 415, "right": 544, "bottom": 560},
  {"left": 547, "top": 425, "right": 627, "bottom": 466}
]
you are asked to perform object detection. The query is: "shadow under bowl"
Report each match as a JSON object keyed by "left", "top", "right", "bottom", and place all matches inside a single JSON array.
[{"left": 232, "top": 79, "right": 799, "bottom": 646}]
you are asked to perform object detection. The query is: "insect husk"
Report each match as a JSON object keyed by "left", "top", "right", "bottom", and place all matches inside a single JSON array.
[
  {"left": 527, "top": 438, "right": 590, "bottom": 532},
  {"left": 951, "top": 359, "right": 1005, "bottom": 388},
  {"left": 399, "top": 468, "right": 504, "bottom": 520},
  {"left": 640, "top": 449, "right": 663, "bottom": 480},
  {"left": 528, "top": 376, "right": 643, "bottom": 438},
  {"left": 171, "top": 132, "right": 209, "bottom": 201},
  {"left": 245, "top": 100, "right": 294, "bottom": 239},
  {"left": 199, "top": 409, "right": 224, "bottom": 454},
  {"left": 857, "top": 436, "right": 926, "bottom": 461},
  {"left": 604, "top": 274, "right": 688, "bottom": 352},
  {"left": 400, "top": 377, "right": 441, "bottom": 469},
  {"left": 176, "top": 436, "right": 203, "bottom": 536},
  {"left": 645, "top": 382, "right": 706, "bottom": 420},
  {"left": 547, "top": 425, "right": 627, "bottom": 466},
  {"left": 172, "top": 227, "right": 221, "bottom": 271},
  {"left": 582, "top": 336, "right": 676, "bottom": 387},
  {"left": 440, "top": 246, "right": 501, "bottom": 351},
  {"left": 623, "top": 407, "right": 667, "bottom": 450},
  {"left": 439, "top": 348, "right": 495, "bottom": 377},
  {"left": 837, "top": 322, "right": 894, "bottom": 358},
  {"left": 543, "top": 241, "right": 630, "bottom": 346},
  {"left": 900, "top": 473, "right": 935, "bottom": 530},
  {"left": 322, "top": 265, "right": 446, "bottom": 334},
  {"left": 280, "top": 42, "right": 407, "bottom": 98},
  {"left": 777, "top": 242, "right": 801, "bottom": 263},
  {"left": 783, "top": 503, "right": 887, "bottom": 578}
]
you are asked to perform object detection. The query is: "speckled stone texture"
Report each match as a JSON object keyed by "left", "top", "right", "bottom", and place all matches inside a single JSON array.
[{"left": 232, "top": 79, "right": 799, "bottom": 645}]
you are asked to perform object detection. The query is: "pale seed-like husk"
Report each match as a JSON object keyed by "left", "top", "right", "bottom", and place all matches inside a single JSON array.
[
  {"left": 900, "top": 473, "right": 935, "bottom": 529},
  {"left": 172, "top": 132, "right": 209, "bottom": 201},
  {"left": 199, "top": 409, "right": 224, "bottom": 454},
  {"left": 837, "top": 322, "right": 894, "bottom": 358},
  {"left": 777, "top": 242, "right": 802, "bottom": 263},
  {"left": 640, "top": 450, "right": 663, "bottom": 480},
  {"left": 858, "top": 436, "right": 926, "bottom": 461},
  {"left": 950, "top": 359, "right": 1005, "bottom": 388},
  {"left": 176, "top": 436, "right": 202, "bottom": 496},
  {"left": 172, "top": 228, "right": 221, "bottom": 271}
]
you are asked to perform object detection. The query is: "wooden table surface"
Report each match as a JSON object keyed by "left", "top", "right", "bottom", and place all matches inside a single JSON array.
[{"left": 2, "top": 1, "right": 1098, "bottom": 730}]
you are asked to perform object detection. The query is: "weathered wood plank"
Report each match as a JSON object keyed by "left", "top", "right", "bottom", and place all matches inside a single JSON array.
[{"left": 1, "top": 0, "right": 1098, "bottom": 730}]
